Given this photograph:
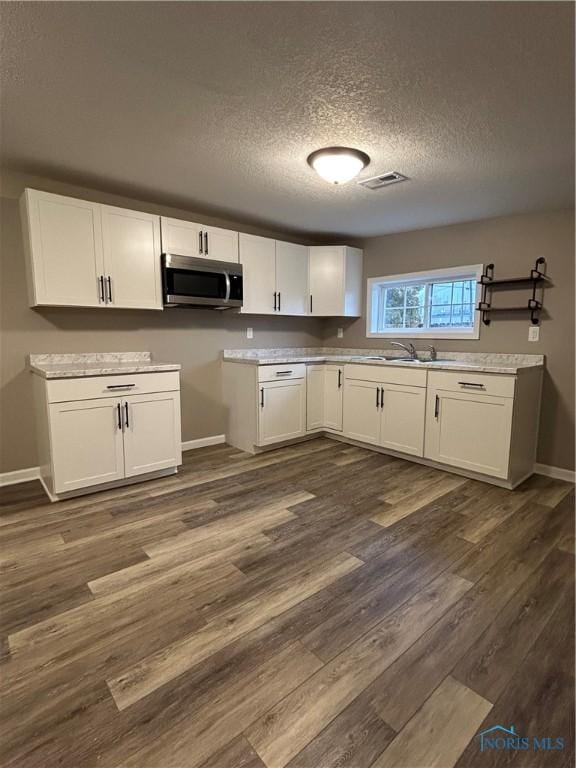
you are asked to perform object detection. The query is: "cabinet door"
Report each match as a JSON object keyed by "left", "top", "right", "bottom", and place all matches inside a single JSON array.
[
  {"left": 49, "top": 398, "right": 125, "bottom": 494},
  {"left": 275, "top": 241, "right": 308, "bottom": 316},
  {"left": 203, "top": 225, "right": 239, "bottom": 263},
  {"left": 239, "top": 233, "right": 276, "bottom": 314},
  {"left": 309, "top": 246, "right": 345, "bottom": 316},
  {"left": 425, "top": 389, "right": 513, "bottom": 478},
  {"left": 306, "top": 365, "right": 325, "bottom": 431},
  {"left": 123, "top": 392, "right": 182, "bottom": 477},
  {"left": 101, "top": 206, "right": 162, "bottom": 309},
  {"left": 23, "top": 189, "right": 104, "bottom": 307},
  {"left": 342, "top": 380, "right": 380, "bottom": 445},
  {"left": 160, "top": 216, "right": 203, "bottom": 258},
  {"left": 380, "top": 384, "right": 425, "bottom": 457},
  {"left": 324, "top": 365, "right": 344, "bottom": 431},
  {"left": 258, "top": 380, "right": 306, "bottom": 446}
]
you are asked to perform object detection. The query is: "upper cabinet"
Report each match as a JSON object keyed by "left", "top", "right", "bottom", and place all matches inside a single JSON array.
[
  {"left": 100, "top": 205, "right": 161, "bottom": 309},
  {"left": 309, "top": 246, "right": 363, "bottom": 317},
  {"left": 21, "top": 189, "right": 162, "bottom": 310},
  {"left": 160, "top": 216, "right": 239, "bottom": 263},
  {"left": 239, "top": 234, "right": 309, "bottom": 316}
]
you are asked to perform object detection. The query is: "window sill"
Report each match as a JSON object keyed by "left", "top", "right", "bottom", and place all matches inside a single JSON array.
[{"left": 366, "top": 329, "right": 480, "bottom": 340}]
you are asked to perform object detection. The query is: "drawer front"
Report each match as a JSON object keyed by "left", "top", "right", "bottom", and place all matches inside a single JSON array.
[
  {"left": 258, "top": 363, "right": 306, "bottom": 382},
  {"left": 428, "top": 370, "right": 516, "bottom": 398},
  {"left": 46, "top": 372, "right": 180, "bottom": 403},
  {"left": 344, "top": 363, "right": 427, "bottom": 388}
]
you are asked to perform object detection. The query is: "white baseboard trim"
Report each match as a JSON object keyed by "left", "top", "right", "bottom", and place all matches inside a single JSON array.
[
  {"left": 534, "top": 463, "right": 576, "bottom": 483},
  {"left": 0, "top": 466, "right": 40, "bottom": 487},
  {"left": 0, "top": 435, "right": 227, "bottom": 488},
  {"left": 181, "top": 435, "right": 226, "bottom": 452}
]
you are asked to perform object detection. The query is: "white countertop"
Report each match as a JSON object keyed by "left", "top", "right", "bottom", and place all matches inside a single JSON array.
[
  {"left": 29, "top": 352, "right": 181, "bottom": 379},
  {"left": 222, "top": 347, "right": 544, "bottom": 375}
]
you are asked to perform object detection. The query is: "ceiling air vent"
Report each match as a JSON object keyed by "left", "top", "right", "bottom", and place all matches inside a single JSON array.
[{"left": 358, "top": 171, "right": 408, "bottom": 190}]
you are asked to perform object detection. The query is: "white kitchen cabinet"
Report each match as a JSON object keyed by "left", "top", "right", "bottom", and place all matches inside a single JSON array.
[
  {"left": 32, "top": 369, "right": 182, "bottom": 501},
  {"left": 160, "top": 216, "right": 239, "bottom": 263},
  {"left": 343, "top": 365, "right": 426, "bottom": 456},
  {"left": 380, "top": 384, "right": 426, "bottom": 456},
  {"left": 307, "top": 364, "right": 343, "bottom": 432},
  {"left": 101, "top": 205, "right": 162, "bottom": 309},
  {"left": 258, "top": 379, "right": 306, "bottom": 446},
  {"left": 20, "top": 189, "right": 104, "bottom": 307},
  {"left": 49, "top": 398, "right": 126, "bottom": 494},
  {"left": 239, "top": 235, "right": 308, "bottom": 316},
  {"left": 342, "top": 379, "right": 381, "bottom": 445},
  {"left": 425, "top": 375, "right": 514, "bottom": 479},
  {"left": 239, "top": 233, "right": 277, "bottom": 314},
  {"left": 122, "top": 391, "right": 182, "bottom": 477},
  {"left": 308, "top": 246, "right": 363, "bottom": 317},
  {"left": 275, "top": 241, "right": 308, "bottom": 316},
  {"left": 21, "top": 189, "right": 163, "bottom": 310},
  {"left": 324, "top": 365, "right": 344, "bottom": 431}
]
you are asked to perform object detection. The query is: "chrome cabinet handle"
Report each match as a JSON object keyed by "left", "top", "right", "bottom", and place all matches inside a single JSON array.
[
  {"left": 106, "top": 276, "right": 113, "bottom": 303},
  {"left": 99, "top": 275, "right": 106, "bottom": 303},
  {"left": 273, "top": 292, "right": 277, "bottom": 311},
  {"left": 199, "top": 231, "right": 203, "bottom": 254},
  {"left": 116, "top": 403, "right": 122, "bottom": 430},
  {"left": 435, "top": 394, "right": 440, "bottom": 419},
  {"left": 458, "top": 381, "right": 486, "bottom": 389},
  {"left": 204, "top": 231, "right": 208, "bottom": 255},
  {"left": 124, "top": 402, "right": 129, "bottom": 428}
]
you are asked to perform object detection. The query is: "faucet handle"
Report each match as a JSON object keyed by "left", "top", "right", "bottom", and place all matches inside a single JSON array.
[{"left": 426, "top": 344, "right": 437, "bottom": 361}]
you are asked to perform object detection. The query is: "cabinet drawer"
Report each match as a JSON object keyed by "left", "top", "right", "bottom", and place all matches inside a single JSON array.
[
  {"left": 46, "top": 372, "right": 180, "bottom": 403},
  {"left": 344, "top": 363, "right": 427, "bottom": 387},
  {"left": 428, "top": 370, "right": 515, "bottom": 398},
  {"left": 258, "top": 363, "right": 306, "bottom": 382}
]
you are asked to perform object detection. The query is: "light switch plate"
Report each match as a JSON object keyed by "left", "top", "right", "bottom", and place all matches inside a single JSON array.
[
  {"left": 528, "top": 325, "right": 540, "bottom": 342},
  {"left": 337, "top": 327, "right": 344, "bottom": 338},
  {"left": 247, "top": 327, "right": 253, "bottom": 339}
]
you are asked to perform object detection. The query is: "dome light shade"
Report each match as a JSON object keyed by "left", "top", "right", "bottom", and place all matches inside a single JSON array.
[{"left": 307, "top": 147, "right": 370, "bottom": 184}]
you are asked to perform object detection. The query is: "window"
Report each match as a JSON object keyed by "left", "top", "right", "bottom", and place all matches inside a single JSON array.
[{"left": 367, "top": 264, "right": 483, "bottom": 339}]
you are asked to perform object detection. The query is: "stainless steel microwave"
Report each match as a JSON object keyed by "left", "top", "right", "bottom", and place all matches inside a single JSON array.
[{"left": 162, "top": 254, "right": 243, "bottom": 309}]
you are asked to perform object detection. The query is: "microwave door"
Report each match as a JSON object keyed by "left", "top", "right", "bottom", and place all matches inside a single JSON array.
[{"left": 164, "top": 266, "right": 228, "bottom": 306}]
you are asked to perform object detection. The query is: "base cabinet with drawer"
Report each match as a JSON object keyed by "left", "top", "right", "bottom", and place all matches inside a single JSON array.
[
  {"left": 33, "top": 371, "right": 182, "bottom": 501},
  {"left": 424, "top": 370, "right": 525, "bottom": 481}
]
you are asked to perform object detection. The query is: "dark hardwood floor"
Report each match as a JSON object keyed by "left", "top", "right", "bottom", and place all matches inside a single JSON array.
[{"left": 1, "top": 438, "right": 574, "bottom": 768}]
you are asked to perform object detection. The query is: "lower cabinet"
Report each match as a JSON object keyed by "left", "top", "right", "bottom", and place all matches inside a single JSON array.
[
  {"left": 306, "top": 364, "right": 343, "bottom": 432},
  {"left": 35, "top": 371, "right": 182, "bottom": 500},
  {"left": 424, "top": 372, "right": 515, "bottom": 479},
  {"left": 343, "top": 366, "right": 426, "bottom": 456},
  {"left": 258, "top": 378, "right": 306, "bottom": 446}
]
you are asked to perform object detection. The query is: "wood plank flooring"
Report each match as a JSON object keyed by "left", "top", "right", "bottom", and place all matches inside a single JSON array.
[{"left": 1, "top": 437, "right": 574, "bottom": 768}]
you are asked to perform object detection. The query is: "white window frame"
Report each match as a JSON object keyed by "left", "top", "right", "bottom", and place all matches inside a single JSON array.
[{"left": 366, "top": 264, "right": 483, "bottom": 340}]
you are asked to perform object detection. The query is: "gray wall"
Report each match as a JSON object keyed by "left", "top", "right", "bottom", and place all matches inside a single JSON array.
[
  {"left": 0, "top": 171, "right": 324, "bottom": 474},
  {"left": 324, "top": 210, "right": 575, "bottom": 471}
]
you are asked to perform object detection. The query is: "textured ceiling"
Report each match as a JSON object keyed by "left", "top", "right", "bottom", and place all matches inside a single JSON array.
[{"left": 1, "top": 2, "right": 574, "bottom": 238}]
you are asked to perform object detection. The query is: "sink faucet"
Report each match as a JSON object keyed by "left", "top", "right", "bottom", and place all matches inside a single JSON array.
[
  {"left": 427, "top": 345, "right": 437, "bottom": 361},
  {"left": 390, "top": 341, "right": 418, "bottom": 360}
]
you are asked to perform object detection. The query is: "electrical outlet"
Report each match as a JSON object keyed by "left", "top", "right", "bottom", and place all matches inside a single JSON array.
[
  {"left": 337, "top": 327, "right": 344, "bottom": 339},
  {"left": 528, "top": 325, "right": 540, "bottom": 342},
  {"left": 246, "top": 327, "right": 253, "bottom": 340}
]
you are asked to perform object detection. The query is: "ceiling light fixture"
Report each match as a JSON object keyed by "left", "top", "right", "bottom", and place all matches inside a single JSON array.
[{"left": 307, "top": 146, "right": 370, "bottom": 185}]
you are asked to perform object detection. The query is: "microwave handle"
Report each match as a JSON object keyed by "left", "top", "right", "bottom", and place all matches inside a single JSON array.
[{"left": 224, "top": 271, "right": 231, "bottom": 302}]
